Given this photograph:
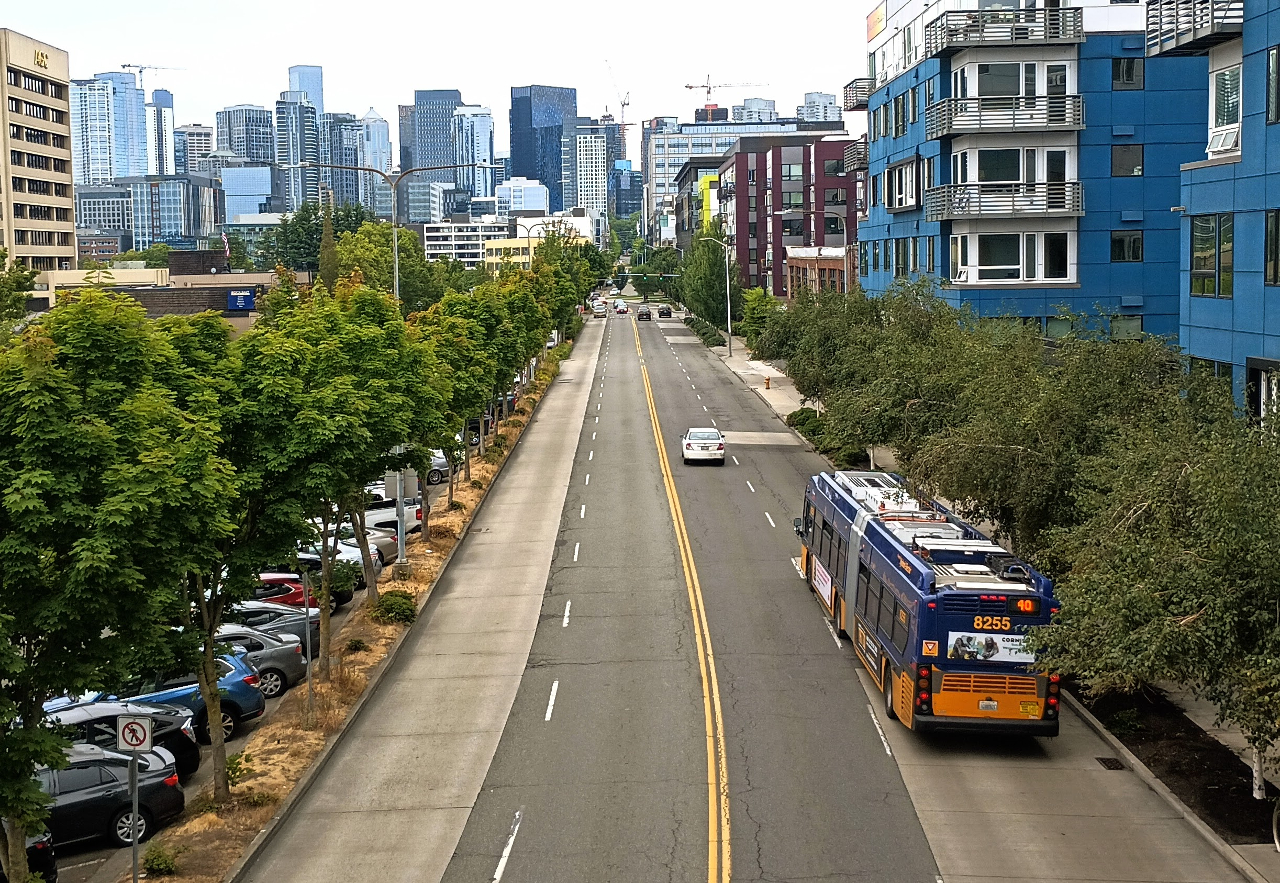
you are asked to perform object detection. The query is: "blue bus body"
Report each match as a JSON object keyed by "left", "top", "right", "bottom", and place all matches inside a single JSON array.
[{"left": 797, "top": 471, "right": 1059, "bottom": 736}]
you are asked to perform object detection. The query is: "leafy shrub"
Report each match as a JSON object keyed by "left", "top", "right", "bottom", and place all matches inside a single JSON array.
[
  {"left": 143, "top": 844, "right": 181, "bottom": 876},
  {"left": 501, "top": 418, "right": 524, "bottom": 429},
  {"left": 370, "top": 589, "right": 416, "bottom": 624},
  {"left": 683, "top": 315, "right": 726, "bottom": 347},
  {"left": 786, "top": 407, "right": 825, "bottom": 443},
  {"left": 491, "top": 432, "right": 509, "bottom": 450},
  {"left": 242, "top": 790, "right": 278, "bottom": 807},
  {"left": 448, "top": 499, "right": 467, "bottom": 511},
  {"left": 514, "top": 405, "right": 529, "bottom": 416},
  {"left": 470, "top": 479, "right": 484, "bottom": 489},
  {"left": 225, "top": 752, "right": 252, "bottom": 788},
  {"left": 345, "top": 638, "right": 369, "bottom": 653},
  {"left": 482, "top": 448, "right": 504, "bottom": 465}
]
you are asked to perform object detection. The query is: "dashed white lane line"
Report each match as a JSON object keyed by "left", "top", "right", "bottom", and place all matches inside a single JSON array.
[
  {"left": 594, "top": 416, "right": 598, "bottom": 423},
  {"left": 585, "top": 474, "right": 590, "bottom": 485},
  {"left": 491, "top": 810, "right": 523, "bottom": 882},
  {"left": 868, "top": 705, "right": 893, "bottom": 756},
  {"left": 596, "top": 403, "right": 600, "bottom": 411},
  {"left": 563, "top": 600, "right": 572, "bottom": 626},
  {"left": 573, "top": 543, "right": 579, "bottom": 562},
  {"left": 589, "top": 450, "right": 593, "bottom": 460},
  {"left": 580, "top": 505, "right": 586, "bottom": 519},
  {"left": 732, "top": 456, "right": 740, "bottom": 465},
  {"left": 747, "top": 481, "right": 755, "bottom": 493},
  {"left": 592, "top": 431, "right": 596, "bottom": 440},
  {"left": 599, "top": 392, "right": 603, "bottom": 398},
  {"left": 824, "top": 618, "right": 843, "bottom": 648},
  {"left": 703, "top": 406, "right": 708, "bottom": 411},
  {"left": 765, "top": 512, "right": 776, "bottom": 528},
  {"left": 697, "top": 394, "right": 701, "bottom": 400},
  {"left": 691, "top": 384, "right": 696, "bottom": 389},
  {"left": 710, "top": 419, "right": 717, "bottom": 427},
  {"left": 542, "top": 675, "right": 558, "bottom": 716}
]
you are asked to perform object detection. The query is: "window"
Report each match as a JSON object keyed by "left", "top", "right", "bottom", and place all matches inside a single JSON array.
[
  {"left": 910, "top": 87, "right": 919, "bottom": 123},
  {"left": 924, "top": 156, "right": 935, "bottom": 189},
  {"left": 977, "top": 234, "right": 1021, "bottom": 280},
  {"left": 877, "top": 585, "right": 896, "bottom": 637},
  {"left": 926, "top": 237, "right": 935, "bottom": 273},
  {"left": 1191, "top": 213, "right": 1233, "bottom": 297},
  {"left": 748, "top": 221, "right": 758, "bottom": 238},
  {"left": 782, "top": 190, "right": 804, "bottom": 208},
  {"left": 859, "top": 242, "right": 869, "bottom": 275},
  {"left": 1111, "top": 316, "right": 1143, "bottom": 339},
  {"left": 59, "top": 766, "right": 106, "bottom": 793},
  {"left": 781, "top": 218, "right": 804, "bottom": 236},
  {"left": 1113, "top": 58, "right": 1144, "bottom": 90},
  {"left": 1111, "top": 145, "right": 1143, "bottom": 176},
  {"left": 1111, "top": 230, "right": 1143, "bottom": 261},
  {"left": 1269, "top": 47, "right": 1280, "bottom": 124},
  {"left": 977, "top": 149, "right": 1020, "bottom": 182},
  {"left": 824, "top": 158, "right": 844, "bottom": 176},
  {"left": 925, "top": 79, "right": 935, "bottom": 106},
  {"left": 1045, "top": 233, "right": 1069, "bottom": 278},
  {"left": 824, "top": 187, "right": 847, "bottom": 205},
  {"left": 781, "top": 163, "right": 803, "bottom": 181},
  {"left": 977, "top": 63, "right": 1021, "bottom": 96},
  {"left": 893, "top": 94, "right": 907, "bottom": 136},
  {"left": 890, "top": 600, "right": 910, "bottom": 654},
  {"left": 872, "top": 240, "right": 880, "bottom": 270},
  {"left": 870, "top": 107, "right": 879, "bottom": 141},
  {"left": 1209, "top": 65, "right": 1242, "bottom": 152},
  {"left": 824, "top": 216, "right": 845, "bottom": 236},
  {"left": 894, "top": 239, "right": 909, "bottom": 276},
  {"left": 885, "top": 161, "right": 917, "bottom": 210},
  {"left": 909, "top": 237, "right": 920, "bottom": 272},
  {"left": 1267, "top": 210, "right": 1280, "bottom": 285}
]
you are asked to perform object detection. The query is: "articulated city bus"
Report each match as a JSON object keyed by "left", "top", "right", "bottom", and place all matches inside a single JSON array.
[{"left": 794, "top": 471, "right": 1060, "bottom": 735}]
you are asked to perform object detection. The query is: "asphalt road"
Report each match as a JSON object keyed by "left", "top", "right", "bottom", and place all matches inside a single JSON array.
[{"left": 438, "top": 311, "right": 940, "bottom": 882}]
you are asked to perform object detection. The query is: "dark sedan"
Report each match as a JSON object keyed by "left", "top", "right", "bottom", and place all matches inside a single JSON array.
[
  {"left": 637, "top": 306, "right": 651, "bottom": 320},
  {"left": 48, "top": 701, "right": 200, "bottom": 778},
  {"left": 225, "top": 600, "right": 320, "bottom": 657},
  {"left": 657, "top": 305, "right": 672, "bottom": 318},
  {"left": 40, "top": 745, "right": 183, "bottom": 847},
  {"left": 0, "top": 832, "right": 56, "bottom": 883}
]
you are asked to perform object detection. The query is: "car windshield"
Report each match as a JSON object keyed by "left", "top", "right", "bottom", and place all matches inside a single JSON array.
[{"left": 688, "top": 431, "right": 720, "bottom": 441}]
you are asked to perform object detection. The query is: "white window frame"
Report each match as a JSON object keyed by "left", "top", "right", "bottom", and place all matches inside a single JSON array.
[
  {"left": 1208, "top": 64, "right": 1242, "bottom": 155},
  {"left": 885, "top": 160, "right": 918, "bottom": 210}
]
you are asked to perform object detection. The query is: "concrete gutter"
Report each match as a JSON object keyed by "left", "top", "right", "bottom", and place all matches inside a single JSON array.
[
  {"left": 1063, "top": 690, "right": 1268, "bottom": 883},
  {"left": 222, "top": 345, "right": 573, "bottom": 883}
]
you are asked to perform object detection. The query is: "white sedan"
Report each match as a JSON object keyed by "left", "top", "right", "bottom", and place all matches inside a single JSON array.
[{"left": 681, "top": 428, "right": 726, "bottom": 465}]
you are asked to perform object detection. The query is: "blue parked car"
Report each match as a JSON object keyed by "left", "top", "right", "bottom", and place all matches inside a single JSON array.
[{"left": 48, "top": 655, "right": 266, "bottom": 743}]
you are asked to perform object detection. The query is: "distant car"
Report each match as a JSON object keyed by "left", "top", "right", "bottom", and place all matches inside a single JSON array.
[
  {"left": 38, "top": 745, "right": 183, "bottom": 848},
  {"left": 225, "top": 600, "right": 320, "bottom": 656},
  {"left": 592, "top": 302, "right": 607, "bottom": 318},
  {"left": 1, "top": 831, "right": 57, "bottom": 883},
  {"left": 48, "top": 701, "right": 201, "bottom": 778},
  {"left": 216, "top": 625, "right": 307, "bottom": 699},
  {"left": 610, "top": 287, "right": 620, "bottom": 296},
  {"left": 658, "top": 305, "right": 672, "bottom": 318},
  {"left": 681, "top": 428, "right": 726, "bottom": 465},
  {"left": 616, "top": 303, "right": 629, "bottom": 314},
  {"left": 637, "top": 305, "right": 651, "bottom": 320}
]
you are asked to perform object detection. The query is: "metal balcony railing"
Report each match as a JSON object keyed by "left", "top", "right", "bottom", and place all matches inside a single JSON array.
[
  {"left": 843, "top": 78, "right": 874, "bottom": 111},
  {"left": 924, "top": 182, "right": 1084, "bottom": 221},
  {"left": 924, "top": 8, "right": 1083, "bottom": 56},
  {"left": 844, "top": 139, "right": 869, "bottom": 171},
  {"left": 1146, "top": 0, "right": 1242, "bottom": 55},
  {"left": 925, "top": 95, "right": 1084, "bottom": 139}
]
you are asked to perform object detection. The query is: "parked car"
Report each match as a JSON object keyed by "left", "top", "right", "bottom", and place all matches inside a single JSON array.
[
  {"left": 109, "top": 655, "right": 265, "bottom": 743},
  {"left": 293, "top": 542, "right": 379, "bottom": 604},
  {"left": 592, "top": 302, "right": 607, "bottom": 318},
  {"left": 225, "top": 600, "right": 320, "bottom": 656},
  {"left": 424, "top": 449, "right": 449, "bottom": 485},
  {"left": 48, "top": 701, "right": 201, "bottom": 778},
  {"left": 681, "top": 428, "right": 727, "bottom": 465},
  {"left": 216, "top": 625, "right": 306, "bottom": 699},
  {"left": 637, "top": 305, "right": 651, "bottom": 320},
  {"left": 364, "top": 495, "right": 423, "bottom": 535},
  {"left": 253, "top": 573, "right": 308, "bottom": 606},
  {"left": 38, "top": 745, "right": 183, "bottom": 847},
  {"left": 658, "top": 305, "right": 673, "bottom": 318},
  {"left": 1, "top": 831, "right": 57, "bottom": 883},
  {"left": 310, "top": 517, "right": 398, "bottom": 566}
]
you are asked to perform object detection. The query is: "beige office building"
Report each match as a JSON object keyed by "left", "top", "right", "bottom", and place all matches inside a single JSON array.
[{"left": 1, "top": 29, "right": 75, "bottom": 271}]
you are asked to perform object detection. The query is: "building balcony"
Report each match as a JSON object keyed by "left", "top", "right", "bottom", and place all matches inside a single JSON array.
[
  {"left": 1146, "top": 0, "right": 1242, "bottom": 55},
  {"left": 924, "top": 8, "right": 1083, "bottom": 56},
  {"left": 843, "top": 78, "right": 874, "bottom": 111},
  {"left": 923, "top": 182, "right": 1083, "bottom": 221},
  {"left": 844, "top": 139, "right": 869, "bottom": 171},
  {"left": 925, "top": 95, "right": 1084, "bottom": 139}
]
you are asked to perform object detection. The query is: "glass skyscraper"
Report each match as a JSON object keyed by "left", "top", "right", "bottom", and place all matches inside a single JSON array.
[
  {"left": 510, "top": 85, "right": 577, "bottom": 212},
  {"left": 216, "top": 105, "right": 275, "bottom": 163},
  {"left": 288, "top": 65, "right": 324, "bottom": 117}
]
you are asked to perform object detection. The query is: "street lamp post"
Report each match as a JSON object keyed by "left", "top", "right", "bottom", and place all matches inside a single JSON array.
[
  {"left": 774, "top": 208, "right": 852, "bottom": 294},
  {"left": 698, "top": 236, "right": 734, "bottom": 358},
  {"left": 301, "top": 160, "right": 494, "bottom": 580}
]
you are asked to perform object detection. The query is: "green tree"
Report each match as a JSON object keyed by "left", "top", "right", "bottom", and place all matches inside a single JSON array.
[
  {"left": 80, "top": 260, "right": 115, "bottom": 287},
  {"left": 738, "top": 288, "right": 778, "bottom": 347},
  {"left": 680, "top": 225, "right": 739, "bottom": 325},
  {"left": 113, "top": 243, "right": 172, "bottom": 268},
  {"left": 335, "top": 222, "right": 436, "bottom": 312},
  {"left": 257, "top": 203, "right": 375, "bottom": 271},
  {"left": 319, "top": 205, "right": 338, "bottom": 292},
  {"left": 0, "top": 251, "right": 37, "bottom": 336},
  {"left": 0, "top": 292, "right": 234, "bottom": 877},
  {"left": 225, "top": 233, "right": 256, "bottom": 271}
]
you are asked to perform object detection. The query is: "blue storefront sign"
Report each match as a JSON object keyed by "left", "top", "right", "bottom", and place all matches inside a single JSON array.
[{"left": 227, "top": 289, "right": 255, "bottom": 311}]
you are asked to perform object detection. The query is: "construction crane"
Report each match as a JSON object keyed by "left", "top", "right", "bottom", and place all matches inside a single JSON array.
[
  {"left": 120, "top": 63, "right": 183, "bottom": 95},
  {"left": 684, "top": 75, "right": 765, "bottom": 103},
  {"left": 604, "top": 59, "right": 633, "bottom": 127}
]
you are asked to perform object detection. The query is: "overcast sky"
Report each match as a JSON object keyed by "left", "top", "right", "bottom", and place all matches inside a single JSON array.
[{"left": 8, "top": 0, "right": 868, "bottom": 161}]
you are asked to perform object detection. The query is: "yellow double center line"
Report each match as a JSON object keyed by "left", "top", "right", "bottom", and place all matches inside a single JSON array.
[{"left": 632, "top": 316, "right": 731, "bottom": 883}]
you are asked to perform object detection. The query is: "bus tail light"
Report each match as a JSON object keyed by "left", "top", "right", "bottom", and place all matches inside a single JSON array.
[
  {"left": 914, "top": 664, "right": 932, "bottom": 715},
  {"left": 1046, "top": 674, "right": 1060, "bottom": 718}
]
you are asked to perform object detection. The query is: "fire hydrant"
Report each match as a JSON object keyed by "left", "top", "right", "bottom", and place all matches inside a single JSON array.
[{"left": 765, "top": 376, "right": 771, "bottom": 390}]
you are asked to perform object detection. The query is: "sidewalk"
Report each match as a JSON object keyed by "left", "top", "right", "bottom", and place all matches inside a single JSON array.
[{"left": 709, "top": 330, "right": 1280, "bottom": 883}]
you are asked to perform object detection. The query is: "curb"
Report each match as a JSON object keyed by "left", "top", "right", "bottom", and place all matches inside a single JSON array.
[
  {"left": 223, "top": 337, "right": 581, "bottom": 883},
  {"left": 1063, "top": 690, "right": 1268, "bottom": 883}
]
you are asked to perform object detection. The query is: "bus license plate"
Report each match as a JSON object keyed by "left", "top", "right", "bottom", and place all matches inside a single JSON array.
[
  {"left": 979, "top": 700, "right": 998, "bottom": 711},
  {"left": 1020, "top": 701, "right": 1039, "bottom": 715}
]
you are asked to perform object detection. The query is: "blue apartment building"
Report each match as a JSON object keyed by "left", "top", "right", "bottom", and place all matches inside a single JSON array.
[
  {"left": 850, "top": 0, "right": 1208, "bottom": 339},
  {"left": 1148, "top": 0, "right": 1280, "bottom": 415}
]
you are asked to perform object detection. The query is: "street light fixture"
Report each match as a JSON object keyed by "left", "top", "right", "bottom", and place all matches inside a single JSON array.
[
  {"left": 299, "top": 160, "right": 495, "bottom": 579},
  {"left": 698, "top": 236, "right": 735, "bottom": 358},
  {"left": 773, "top": 208, "right": 852, "bottom": 294}
]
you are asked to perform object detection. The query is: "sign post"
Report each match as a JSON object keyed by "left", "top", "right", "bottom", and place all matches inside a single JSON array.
[{"left": 116, "top": 715, "right": 152, "bottom": 883}]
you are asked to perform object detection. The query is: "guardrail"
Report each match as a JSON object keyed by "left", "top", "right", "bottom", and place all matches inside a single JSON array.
[
  {"left": 843, "top": 78, "right": 874, "bottom": 111},
  {"left": 924, "top": 95, "right": 1084, "bottom": 139},
  {"left": 1146, "top": 0, "right": 1242, "bottom": 55},
  {"left": 924, "top": 182, "right": 1084, "bottom": 221}
]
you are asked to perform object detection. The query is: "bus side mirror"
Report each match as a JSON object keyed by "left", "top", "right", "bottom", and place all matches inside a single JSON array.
[{"left": 793, "top": 517, "right": 803, "bottom": 536}]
